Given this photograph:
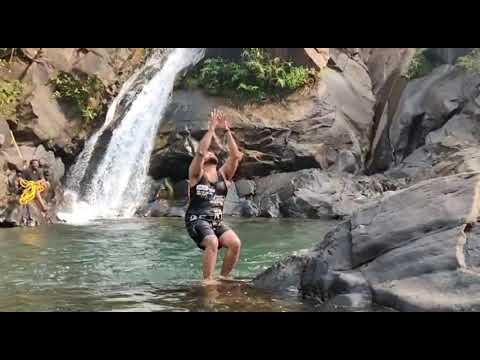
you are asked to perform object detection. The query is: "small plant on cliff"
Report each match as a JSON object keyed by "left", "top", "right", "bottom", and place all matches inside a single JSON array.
[
  {"left": 405, "top": 50, "right": 435, "bottom": 80},
  {"left": 0, "top": 80, "right": 24, "bottom": 117},
  {"left": 50, "top": 72, "right": 105, "bottom": 123},
  {"left": 179, "top": 48, "right": 318, "bottom": 102},
  {"left": 456, "top": 49, "right": 480, "bottom": 73}
]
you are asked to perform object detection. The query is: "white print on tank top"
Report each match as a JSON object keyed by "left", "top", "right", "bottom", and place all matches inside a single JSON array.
[
  {"left": 211, "top": 195, "right": 225, "bottom": 207},
  {"left": 196, "top": 184, "right": 215, "bottom": 199}
]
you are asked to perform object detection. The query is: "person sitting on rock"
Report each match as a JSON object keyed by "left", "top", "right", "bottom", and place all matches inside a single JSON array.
[{"left": 185, "top": 109, "right": 244, "bottom": 285}]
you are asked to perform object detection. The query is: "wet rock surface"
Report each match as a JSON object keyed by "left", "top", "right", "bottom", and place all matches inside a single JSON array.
[{"left": 254, "top": 173, "right": 480, "bottom": 311}]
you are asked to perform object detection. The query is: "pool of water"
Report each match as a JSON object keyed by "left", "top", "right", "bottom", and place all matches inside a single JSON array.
[{"left": 0, "top": 217, "right": 344, "bottom": 312}]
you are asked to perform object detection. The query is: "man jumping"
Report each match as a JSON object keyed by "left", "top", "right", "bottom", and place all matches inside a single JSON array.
[{"left": 185, "top": 109, "right": 244, "bottom": 285}]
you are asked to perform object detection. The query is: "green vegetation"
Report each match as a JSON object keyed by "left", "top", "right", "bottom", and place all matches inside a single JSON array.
[
  {"left": 179, "top": 48, "right": 319, "bottom": 102},
  {"left": 0, "top": 80, "right": 24, "bottom": 117},
  {"left": 405, "top": 50, "right": 435, "bottom": 80},
  {"left": 50, "top": 72, "right": 105, "bottom": 123},
  {"left": 456, "top": 49, "right": 480, "bottom": 73}
]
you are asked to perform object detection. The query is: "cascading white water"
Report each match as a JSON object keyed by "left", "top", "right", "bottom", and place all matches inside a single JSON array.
[
  {"left": 65, "top": 67, "right": 141, "bottom": 193},
  {"left": 65, "top": 49, "right": 172, "bottom": 193},
  {"left": 61, "top": 48, "right": 205, "bottom": 222}
]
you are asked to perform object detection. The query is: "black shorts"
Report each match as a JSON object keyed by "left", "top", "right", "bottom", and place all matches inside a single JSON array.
[{"left": 185, "top": 219, "right": 231, "bottom": 250}]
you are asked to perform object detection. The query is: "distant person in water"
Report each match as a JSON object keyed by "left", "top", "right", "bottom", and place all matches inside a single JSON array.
[{"left": 185, "top": 109, "right": 244, "bottom": 285}]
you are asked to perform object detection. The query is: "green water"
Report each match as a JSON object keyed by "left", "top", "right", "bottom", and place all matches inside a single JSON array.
[{"left": 0, "top": 218, "right": 338, "bottom": 312}]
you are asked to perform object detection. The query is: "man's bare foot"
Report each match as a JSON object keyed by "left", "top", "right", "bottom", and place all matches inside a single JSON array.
[
  {"left": 219, "top": 275, "right": 234, "bottom": 282},
  {"left": 202, "top": 279, "right": 221, "bottom": 286}
]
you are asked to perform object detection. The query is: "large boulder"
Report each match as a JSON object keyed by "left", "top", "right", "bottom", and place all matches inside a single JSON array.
[
  {"left": 359, "top": 48, "right": 416, "bottom": 97},
  {"left": 252, "top": 169, "right": 386, "bottom": 220},
  {"left": 368, "top": 65, "right": 480, "bottom": 175},
  {"left": 254, "top": 173, "right": 480, "bottom": 311},
  {"left": 13, "top": 84, "right": 77, "bottom": 148},
  {"left": 350, "top": 173, "right": 479, "bottom": 267},
  {"left": 253, "top": 255, "right": 311, "bottom": 293},
  {"left": 368, "top": 64, "right": 480, "bottom": 190}
]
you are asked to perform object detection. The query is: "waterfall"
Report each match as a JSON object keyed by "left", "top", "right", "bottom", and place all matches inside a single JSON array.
[
  {"left": 65, "top": 63, "right": 142, "bottom": 193},
  {"left": 61, "top": 48, "right": 205, "bottom": 222}
]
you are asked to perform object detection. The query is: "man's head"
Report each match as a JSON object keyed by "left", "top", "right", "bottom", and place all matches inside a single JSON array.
[
  {"left": 204, "top": 151, "right": 219, "bottom": 168},
  {"left": 30, "top": 159, "right": 39, "bottom": 170}
]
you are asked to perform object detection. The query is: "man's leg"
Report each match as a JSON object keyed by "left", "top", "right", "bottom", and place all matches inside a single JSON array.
[
  {"left": 200, "top": 235, "right": 219, "bottom": 282},
  {"left": 35, "top": 193, "right": 48, "bottom": 213},
  {"left": 218, "top": 230, "right": 242, "bottom": 279}
]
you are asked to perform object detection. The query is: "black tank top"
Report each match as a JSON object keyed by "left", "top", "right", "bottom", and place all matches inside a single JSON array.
[{"left": 186, "top": 173, "right": 228, "bottom": 220}]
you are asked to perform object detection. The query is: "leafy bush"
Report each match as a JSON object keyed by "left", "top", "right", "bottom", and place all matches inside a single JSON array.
[
  {"left": 50, "top": 72, "right": 105, "bottom": 123},
  {"left": 405, "top": 50, "right": 435, "bottom": 80},
  {"left": 456, "top": 49, "right": 480, "bottom": 73},
  {"left": 0, "top": 80, "right": 24, "bottom": 116},
  {"left": 179, "top": 48, "right": 318, "bottom": 102}
]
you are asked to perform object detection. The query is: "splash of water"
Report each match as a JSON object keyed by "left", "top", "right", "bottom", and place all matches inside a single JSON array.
[{"left": 62, "top": 48, "right": 204, "bottom": 222}]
